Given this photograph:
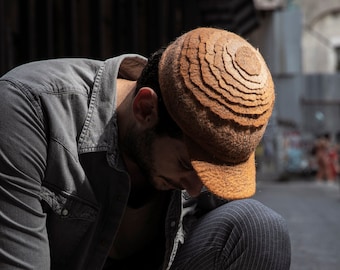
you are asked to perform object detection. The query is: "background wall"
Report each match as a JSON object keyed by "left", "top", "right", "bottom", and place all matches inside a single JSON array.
[{"left": 0, "top": 0, "right": 258, "bottom": 76}]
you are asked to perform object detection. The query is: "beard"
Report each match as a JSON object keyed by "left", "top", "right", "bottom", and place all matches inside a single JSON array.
[
  {"left": 120, "top": 123, "right": 156, "bottom": 182},
  {"left": 120, "top": 124, "right": 160, "bottom": 207}
]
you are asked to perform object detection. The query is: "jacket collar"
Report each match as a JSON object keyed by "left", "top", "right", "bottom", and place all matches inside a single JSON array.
[{"left": 77, "top": 54, "right": 147, "bottom": 162}]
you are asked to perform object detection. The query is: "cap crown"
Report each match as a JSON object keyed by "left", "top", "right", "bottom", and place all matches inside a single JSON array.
[{"left": 159, "top": 27, "right": 275, "bottom": 165}]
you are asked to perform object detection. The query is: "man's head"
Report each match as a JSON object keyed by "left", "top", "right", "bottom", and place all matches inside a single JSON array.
[
  {"left": 121, "top": 49, "right": 203, "bottom": 197},
  {"left": 124, "top": 27, "right": 274, "bottom": 200},
  {"left": 158, "top": 27, "right": 275, "bottom": 199}
]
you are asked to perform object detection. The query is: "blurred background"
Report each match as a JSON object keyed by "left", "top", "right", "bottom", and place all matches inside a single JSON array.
[{"left": 1, "top": 0, "right": 340, "bottom": 269}]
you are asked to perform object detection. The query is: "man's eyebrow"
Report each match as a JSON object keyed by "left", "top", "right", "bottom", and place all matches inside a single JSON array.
[{"left": 159, "top": 175, "right": 183, "bottom": 190}]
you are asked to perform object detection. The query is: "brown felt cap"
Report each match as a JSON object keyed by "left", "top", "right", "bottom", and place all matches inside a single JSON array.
[{"left": 158, "top": 27, "right": 275, "bottom": 199}]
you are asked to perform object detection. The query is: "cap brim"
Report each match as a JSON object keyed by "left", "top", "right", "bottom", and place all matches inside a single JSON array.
[{"left": 190, "top": 152, "right": 256, "bottom": 200}]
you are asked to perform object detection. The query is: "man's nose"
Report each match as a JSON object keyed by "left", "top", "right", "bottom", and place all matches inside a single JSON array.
[{"left": 182, "top": 171, "right": 203, "bottom": 197}]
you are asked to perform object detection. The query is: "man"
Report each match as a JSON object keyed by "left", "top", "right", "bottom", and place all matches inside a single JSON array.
[{"left": 0, "top": 27, "right": 291, "bottom": 269}]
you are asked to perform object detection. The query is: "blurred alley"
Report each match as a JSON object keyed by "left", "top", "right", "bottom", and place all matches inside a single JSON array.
[{"left": 254, "top": 173, "right": 340, "bottom": 270}]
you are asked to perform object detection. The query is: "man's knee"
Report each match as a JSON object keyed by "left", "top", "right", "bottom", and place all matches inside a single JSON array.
[
  {"left": 218, "top": 198, "right": 288, "bottom": 235},
  {"left": 171, "top": 199, "right": 291, "bottom": 269},
  {"left": 214, "top": 198, "right": 291, "bottom": 269}
]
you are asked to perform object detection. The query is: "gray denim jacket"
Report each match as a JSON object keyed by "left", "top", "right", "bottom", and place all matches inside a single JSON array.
[{"left": 0, "top": 55, "right": 225, "bottom": 270}]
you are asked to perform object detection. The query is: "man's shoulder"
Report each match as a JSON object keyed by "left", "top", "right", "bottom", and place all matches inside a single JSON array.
[
  {"left": 1, "top": 58, "right": 104, "bottom": 93},
  {"left": 106, "top": 54, "right": 147, "bottom": 81}
]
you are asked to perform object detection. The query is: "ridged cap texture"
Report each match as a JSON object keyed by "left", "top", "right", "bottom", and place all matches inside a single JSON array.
[{"left": 159, "top": 27, "right": 275, "bottom": 199}]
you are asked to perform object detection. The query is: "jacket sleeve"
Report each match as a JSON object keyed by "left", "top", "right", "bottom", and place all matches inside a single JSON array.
[{"left": 0, "top": 80, "right": 50, "bottom": 269}]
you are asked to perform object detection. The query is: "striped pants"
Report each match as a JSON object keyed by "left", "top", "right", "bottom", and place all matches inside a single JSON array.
[{"left": 170, "top": 199, "right": 291, "bottom": 270}]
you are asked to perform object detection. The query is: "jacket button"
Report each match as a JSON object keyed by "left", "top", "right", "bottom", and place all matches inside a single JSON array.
[{"left": 61, "top": 208, "right": 69, "bottom": 216}]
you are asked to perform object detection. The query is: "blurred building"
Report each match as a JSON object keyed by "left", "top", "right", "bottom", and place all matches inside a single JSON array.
[{"left": 249, "top": 0, "right": 340, "bottom": 177}]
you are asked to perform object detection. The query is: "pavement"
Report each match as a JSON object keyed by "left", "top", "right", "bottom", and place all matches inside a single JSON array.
[{"left": 253, "top": 174, "right": 340, "bottom": 270}]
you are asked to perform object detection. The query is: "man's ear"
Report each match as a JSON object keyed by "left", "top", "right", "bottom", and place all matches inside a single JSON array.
[{"left": 132, "top": 87, "right": 158, "bottom": 127}]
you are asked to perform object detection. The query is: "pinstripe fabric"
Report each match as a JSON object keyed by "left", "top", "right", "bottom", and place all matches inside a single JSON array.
[{"left": 170, "top": 199, "right": 291, "bottom": 270}]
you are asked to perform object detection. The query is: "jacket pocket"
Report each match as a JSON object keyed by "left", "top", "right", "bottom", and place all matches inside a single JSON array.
[{"left": 40, "top": 186, "right": 98, "bottom": 266}]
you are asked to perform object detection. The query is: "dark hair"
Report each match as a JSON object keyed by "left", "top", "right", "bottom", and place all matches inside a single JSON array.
[{"left": 136, "top": 48, "right": 182, "bottom": 138}]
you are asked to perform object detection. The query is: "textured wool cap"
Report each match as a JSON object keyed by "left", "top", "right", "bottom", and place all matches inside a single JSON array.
[{"left": 158, "top": 27, "right": 275, "bottom": 200}]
